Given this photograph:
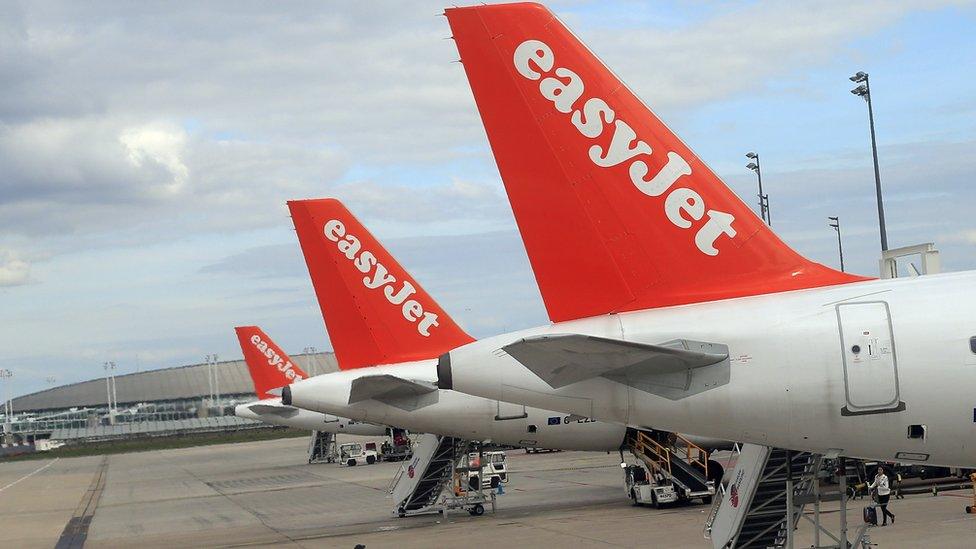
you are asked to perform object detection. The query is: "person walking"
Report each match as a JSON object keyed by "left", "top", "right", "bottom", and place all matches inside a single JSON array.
[
  {"left": 894, "top": 469, "right": 905, "bottom": 499},
  {"left": 868, "top": 467, "right": 896, "bottom": 525}
]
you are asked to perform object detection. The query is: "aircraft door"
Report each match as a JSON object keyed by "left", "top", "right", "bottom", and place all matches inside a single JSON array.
[{"left": 836, "top": 301, "right": 904, "bottom": 415}]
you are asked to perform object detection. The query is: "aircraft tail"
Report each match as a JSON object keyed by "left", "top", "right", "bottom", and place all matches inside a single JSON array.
[
  {"left": 446, "top": 2, "right": 870, "bottom": 323},
  {"left": 234, "top": 326, "right": 309, "bottom": 399},
  {"left": 288, "top": 198, "right": 475, "bottom": 370}
]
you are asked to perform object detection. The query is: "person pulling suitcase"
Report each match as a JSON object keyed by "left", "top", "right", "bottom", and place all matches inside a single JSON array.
[{"left": 868, "top": 467, "right": 896, "bottom": 526}]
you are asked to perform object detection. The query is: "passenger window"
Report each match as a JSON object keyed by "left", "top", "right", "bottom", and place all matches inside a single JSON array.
[
  {"left": 907, "top": 424, "right": 926, "bottom": 439},
  {"left": 527, "top": 424, "right": 537, "bottom": 434}
]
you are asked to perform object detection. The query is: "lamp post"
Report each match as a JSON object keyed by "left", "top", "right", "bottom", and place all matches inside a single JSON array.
[
  {"left": 745, "top": 152, "right": 770, "bottom": 225},
  {"left": 304, "top": 346, "right": 317, "bottom": 375},
  {"left": 850, "top": 71, "right": 888, "bottom": 251},
  {"left": 1, "top": 369, "right": 12, "bottom": 421},
  {"left": 205, "top": 354, "right": 221, "bottom": 415},
  {"left": 828, "top": 217, "right": 845, "bottom": 272},
  {"left": 103, "top": 361, "right": 117, "bottom": 424},
  {"left": 213, "top": 354, "right": 221, "bottom": 415},
  {"left": 204, "top": 354, "right": 215, "bottom": 409},
  {"left": 0, "top": 369, "right": 11, "bottom": 441}
]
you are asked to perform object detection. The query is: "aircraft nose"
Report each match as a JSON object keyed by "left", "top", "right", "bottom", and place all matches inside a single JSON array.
[{"left": 436, "top": 352, "right": 452, "bottom": 390}]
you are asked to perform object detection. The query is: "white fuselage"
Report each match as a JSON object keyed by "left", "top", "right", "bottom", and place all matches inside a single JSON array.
[
  {"left": 446, "top": 272, "right": 976, "bottom": 467},
  {"left": 234, "top": 399, "right": 388, "bottom": 436},
  {"left": 286, "top": 360, "right": 628, "bottom": 452}
]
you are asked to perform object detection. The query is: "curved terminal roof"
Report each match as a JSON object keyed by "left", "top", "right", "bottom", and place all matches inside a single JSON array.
[{"left": 12, "top": 353, "right": 339, "bottom": 413}]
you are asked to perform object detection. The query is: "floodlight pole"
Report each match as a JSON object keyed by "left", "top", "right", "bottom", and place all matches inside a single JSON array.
[
  {"left": 111, "top": 366, "right": 118, "bottom": 411},
  {"left": 746, "top": 152, "right": 769, "bottom": 225},
  {"left": 213, "top": 354, "right": 221, "bottom": 415},
  {"left": 103, "top": 361, "right": 116, "bottom": 424},
  {"left": 205, "top": 354, "right": 214, "bottom": 409},
  {"left": 1, "top": 369, "right": 11, "bottom": 441},
  {"left": 865, "top": 75, "right": 887, "bottom": 251},
  {"left": 1, "top": 369, "right": 11, "bottom": 420},
  {"left": 829, "top": 217, "right": 845, "bottom": 272},
  {"left": 851, "top": 72, "right": 888, "bottom": 251}
]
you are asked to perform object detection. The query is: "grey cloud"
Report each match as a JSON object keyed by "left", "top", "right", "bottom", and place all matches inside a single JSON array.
[{"left": 3, "top": 0, "right": 959, "bottom": 257}]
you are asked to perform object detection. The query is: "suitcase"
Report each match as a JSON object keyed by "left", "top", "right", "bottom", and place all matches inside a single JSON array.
[{"left": 863, "top": 505, "right": 878, "bottom": 526}]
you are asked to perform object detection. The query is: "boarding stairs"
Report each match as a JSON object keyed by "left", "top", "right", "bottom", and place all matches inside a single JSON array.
[
  {"left": 626, "top": 428, "right": 714, "bottom": 500},
  {"left": 705, "top": 444, "right": 823, "bottom": 548},
  {"left": 389, "top": 433, "right": 471, "bottom": 516},
  {"left": 307, "top": 431, "right": 337, "bottom": 464}
]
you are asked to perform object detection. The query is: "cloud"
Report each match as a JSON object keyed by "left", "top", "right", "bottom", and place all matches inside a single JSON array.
[
  {"left": 939, "top": 229, "right": 976, "bottom": 245},
  {"left": 2, "top": 0, "right": 961, "bottom": 254},
  {"left": 0, "top": 251, "right": 30, "bottom": 287},
  {"left": 578, "top": 0, "right": 965, "bottom": 110}
]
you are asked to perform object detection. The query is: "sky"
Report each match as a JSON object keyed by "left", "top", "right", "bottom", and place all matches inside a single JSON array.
[{"left": 2, "top": 0, "right": 975, "bottom": 397}]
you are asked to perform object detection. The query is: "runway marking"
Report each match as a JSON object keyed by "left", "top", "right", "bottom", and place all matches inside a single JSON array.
[
  {"left": 0, "top": 457, "right": 59, "bottom": 493},
  {"left": 55, "top": 456, "right": 109, "bottom": 549}
]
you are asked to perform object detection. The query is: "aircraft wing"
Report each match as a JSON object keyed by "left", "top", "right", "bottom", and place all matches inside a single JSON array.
[
  {"left": 246, "top": 403, "right": 300, "bottom": 417},
  {"left": 348, "top": 374, "right": 439, "bottom": 411},
  {"left": 502, "top": 334, "right": 730, "bottom": 400}
]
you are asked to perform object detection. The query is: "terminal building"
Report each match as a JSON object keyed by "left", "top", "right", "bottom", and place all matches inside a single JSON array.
[{"left": 4, "top": 353, "right": 338, "bottom": 443}]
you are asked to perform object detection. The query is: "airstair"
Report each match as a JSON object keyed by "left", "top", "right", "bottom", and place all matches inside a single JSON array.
[
  {"left": 705, "top": 444, "right": 823, "bottom": 548},
  {"left": 389, "top": 434, "right": 471, "bottom": 516},
  {"left": 626, "top": 428, "right": 715, "bottom": 502},
  {"left": 307, "top": 430, "right": 338, "bottom": 463}
]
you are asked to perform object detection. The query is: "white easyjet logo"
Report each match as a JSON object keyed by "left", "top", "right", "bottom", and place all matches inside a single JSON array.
[
  {"left": 249, "top": 334, "right": 305, "bottom": 382},
  {"left": 323, "top": 219, "right": 439, "bottom": 337},
  {"left": 513, "top": 40, "right": 737, "bottom": 256}
]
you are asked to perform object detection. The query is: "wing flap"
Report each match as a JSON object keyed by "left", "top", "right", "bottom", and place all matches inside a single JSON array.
[{"left": 502, "top": 334, "right": 730, "bottom": 400}]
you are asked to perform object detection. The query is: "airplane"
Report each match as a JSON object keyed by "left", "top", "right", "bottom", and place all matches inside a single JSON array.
[
  {"left": 279, "top": 198, "right": 631, "bottom": 452},
  {"left": 433, "top": 2, "right": 976, "bottom": 468},
  {"left": 233, "top": 325, "right": 388, "bottom": 436}
]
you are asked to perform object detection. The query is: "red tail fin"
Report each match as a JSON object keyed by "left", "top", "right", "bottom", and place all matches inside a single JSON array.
[
  {"left": 234, "top": 326, "right": 309, "bottom": 399},
  {"left": 288, "top": 198, "right": 475, "bottom": 370},
  {"left": 446, "top": 3, "right": 869, "bottom": 322}
]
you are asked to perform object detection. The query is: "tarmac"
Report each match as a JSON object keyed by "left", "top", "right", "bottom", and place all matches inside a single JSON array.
[{"left": 2, "top": 434, "right": 975, "bottom": 548}]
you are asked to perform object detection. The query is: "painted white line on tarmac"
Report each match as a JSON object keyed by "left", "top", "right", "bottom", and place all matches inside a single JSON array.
[{"left": 0, "top": 457, "right": 60, "bottom": 494}]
